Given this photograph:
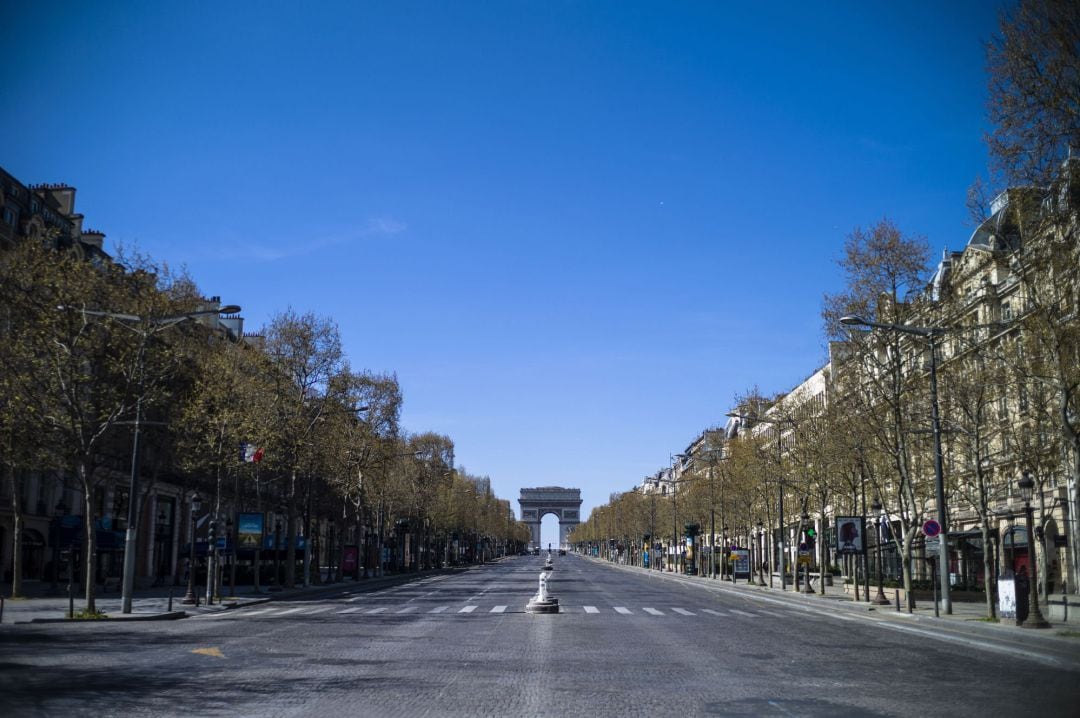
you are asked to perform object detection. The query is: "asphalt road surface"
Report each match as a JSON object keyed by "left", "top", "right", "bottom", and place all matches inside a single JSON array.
[{"left": 1, "top": 554, "right": 1076, "bottom": 717}]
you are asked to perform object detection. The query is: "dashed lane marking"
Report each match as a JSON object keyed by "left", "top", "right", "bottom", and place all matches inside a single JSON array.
[
  {"left": 491, "top": 605, "right": 507, "bottom": 613},
  {"left": 730, "top": 609, "right": 756, "bottom": 617},
  {"left": 365, "top": 607, "right": 388, "bottom": 614},
  {"left": 614, "top": 607, "right": 633, "bottom": 615},
  {"left": 395, "top": 606, "right": 417, "bottom": 614},
  {"left": 301, "top": 606, "right": 333, "bottom": 615},
  {"left": 458, "top": 605, "right": 478, "bottom": 614},
  {"left": 429, "top": 606, "right": 449, "bottom": 613},
  {"left": 337, "top": 607, "right": 364, "bottom": 614},
  {"left": 701, "top": 609, "right": 726, "bottom": 617},
  {"left": 643, "top": 608, "right": 664, "bottom": 616},
  {"left": 671, "top": 608, "right": 695, "bottom": 616},
  {"left": 583, "top": 606, "right": 600, "bottom": 614}
]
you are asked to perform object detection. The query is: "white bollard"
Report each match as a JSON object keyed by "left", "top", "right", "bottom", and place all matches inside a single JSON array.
[{"left": 526, "top": 569, "right": 559, "bottom": 613}]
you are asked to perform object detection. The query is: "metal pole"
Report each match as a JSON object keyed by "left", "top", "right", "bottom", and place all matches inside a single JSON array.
[
  {"left": 710, "top": 507, "right": 716, "bottom": 580},
  {"left": 205, "top": 520, "right": 216, "bottom": 605},
  {"left": 928, "top": 335, "right": 951, "bottom": 615},
  {"left": 67, "top": 552, "right": 74, "bottom": 618},
  {"left": 873, "top": 513, "right": 889, "bottom": 604},
  {"left": 182, "top": 507, "right": 198, "bottom": 605},
  {"left": 1023, "top": 497, "right": 1050, "bottom": 628},
  {"left": 120, "top": 391, "right": 143, "bottom": 614},
  {"left": 776, "top": 426, "right": 786, "bottom": 591}
]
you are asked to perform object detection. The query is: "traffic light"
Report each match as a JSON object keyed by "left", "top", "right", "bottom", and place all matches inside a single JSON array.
[{"left": 805, "top": 527, "right": 816, "bottom": 548}]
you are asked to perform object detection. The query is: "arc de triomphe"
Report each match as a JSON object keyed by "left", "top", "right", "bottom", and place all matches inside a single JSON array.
[{"left": 518, "top": 487, "right": 581, "bottom": 550}]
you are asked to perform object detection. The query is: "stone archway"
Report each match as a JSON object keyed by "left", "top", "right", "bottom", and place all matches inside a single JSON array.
[{"left": 518, "top": 487, "right": 581, "bottom": 550}]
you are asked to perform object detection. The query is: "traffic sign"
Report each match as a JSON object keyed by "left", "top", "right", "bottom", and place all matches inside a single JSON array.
[
  {"left": 922, "top": 519, "right": 941, "bottom": 538},
  {"left": 798, "top": 542, "right": 808, "bottom": 552},
  {"left": 798, "top": 555, "right": 812, "bottom": 565}
]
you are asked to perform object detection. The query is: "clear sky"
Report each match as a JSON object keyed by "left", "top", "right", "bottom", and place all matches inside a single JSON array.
[{"left": 2, "top": 2, "right": 1004, "bottom": 543}]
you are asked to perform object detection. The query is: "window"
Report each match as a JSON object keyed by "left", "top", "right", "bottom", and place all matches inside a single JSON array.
[
  {"left": 2, "top": 207, "right": 14, "bottom": 225},
  {"left": 1001, "top": 301, "right": 1013, "bottom": 322}
]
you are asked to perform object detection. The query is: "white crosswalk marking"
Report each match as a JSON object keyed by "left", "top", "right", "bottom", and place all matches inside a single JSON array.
[
  {"left": 365, "top": 607, "right": 388, "bottom": 614},
  {"left": 271, "top": 607, "right": 307, "bottom": 616},
  {"left": 490, "top": 605, "right": 507, "bottom": 613},
  {"left": 614, "top": 607, "right": 632, "bottom": 615},
  {"left": 337, "top": 607, "right": 365, "bottom": 614},
  {"left": 583, "top": 606, "right": 599, "bottom": 614},
  {"left": 243, "top": 608, "right": 278, "bottom": 617},
  {"left": 643, "top": 608, "right": 664, "bottom": 616},
  {"left": 671, "top": 607, "right": 695, "bottom": 616},
  {"left": 730, "top": 609, "right": 756, "bottom": 617},
  {"left": 395, "top": 606, "right": 416, "bottom": 614},
  {"left": 459, "top": 605, "right": 478, "bottom": 613},
  {"left": 429, "top": 606, "right": 449, "bottom": 613},
  {"left": 701, "top": 609, "right": 726, "bottom": 617}
]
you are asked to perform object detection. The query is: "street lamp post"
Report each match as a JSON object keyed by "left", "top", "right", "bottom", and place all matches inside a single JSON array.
[
  {"left": 274, "top": 517, "right": 282, "bottom": 589},
  {"left": 49, "top": 500, "right": 69, "bottom": 595},
  {"left": 62, "top": 304, "right": 240, "bottom": 615},
  {"left": 225, "top": 518, "right": 234, "bottom": 598},
  {"left": 840, "top": 315, "right": 951, "bottom": 614},
  {"left": 182, "top": 493, "right": 201, "bottom": 605},
  {"left": 670, "top": 454, "right": 685, "bottom": 573},
  {"left": 328, "top": 518, "right": 336, "bottom": 582},
  {"left": 756, "top": 522, "right": 767, "bottom": 586},
  {"left": 870, "top": 499, "right": 890, "bottom": 605},
  {"left": 155, "top": 509, "right": 167, "bottom": 586},
  {"left": 1018, "top": 471, "right": 1050, "bottom": 628},
  {"left": 206, "top": 518, "right": 217, "bottom": 605}
]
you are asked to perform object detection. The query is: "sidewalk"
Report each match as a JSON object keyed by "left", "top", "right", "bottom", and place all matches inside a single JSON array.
[
  {"left": 0, "top": 567, "right": 466, "bottom": 625},
  {"left": 586, "top": 555, "right": 1080, "bottom": 669}
]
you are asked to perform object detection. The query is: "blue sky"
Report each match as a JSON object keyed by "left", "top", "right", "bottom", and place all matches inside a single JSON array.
[{"left": 2, "top": 2, "right": 1003, "bottom": 542}]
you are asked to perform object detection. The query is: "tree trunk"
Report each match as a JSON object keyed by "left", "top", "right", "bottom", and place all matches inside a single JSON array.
[
  {"left": 285, "top": 471, "right": 297, "bottom": 588},
  {"left": 81, "top": 469, "right": 97, "bottom": 613},
  {"left": 981, "top": 524, "right": 996, "bottom": 619},
  {"left": 901, "top": 530, "right": 914, "bottom": 612},
  {"left": 8, "top": 464, "right": 24, "bottom": 598}
]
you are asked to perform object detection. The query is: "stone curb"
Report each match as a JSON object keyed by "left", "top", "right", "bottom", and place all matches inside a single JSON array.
[{"left": 26, "top": 611, "right": 188, "bottom": 624}]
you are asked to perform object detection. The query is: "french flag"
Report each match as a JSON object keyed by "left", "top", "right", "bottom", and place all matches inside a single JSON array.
[{"left": 240, "top": 442, "right": 264, "bottom": 463}]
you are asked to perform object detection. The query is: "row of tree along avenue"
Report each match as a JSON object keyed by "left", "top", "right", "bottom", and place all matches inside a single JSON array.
[
  {"left": 0, "top": 234, "right": 529, "bottom": 612},
  {"left": 572, "top": 0, "right": 1080, "bottom": 622}
]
